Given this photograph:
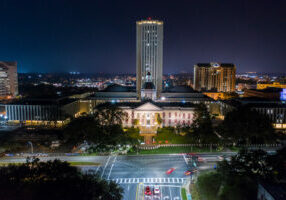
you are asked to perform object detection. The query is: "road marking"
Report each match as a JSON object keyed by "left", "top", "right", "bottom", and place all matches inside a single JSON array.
[
  {"left": 169, "top": 186, "right": 173, "bottom": 200},
  {"left": 146, "top": 184, "right": 182, "bottom": 188},
  {"left": 101, "top": 156, "right": 111, "bottom": 178},
  {"left": 113, "top": 155, "right": 117, "bottom": 163},
  {"left": 94, "top": 166, "right": 99, "bottom": 174},
  {"left": 110, "top": 178, "right": 187, "bottom": 184},
  {"left": 107, "top": 163, "right": 114, "bottom": 180},
  {"left": 183, "top": 154, "right": 188, "bottom": 165}
]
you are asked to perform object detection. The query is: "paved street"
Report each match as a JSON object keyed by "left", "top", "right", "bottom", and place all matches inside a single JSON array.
[
  {"left": 99, "top": 155, "right": 190, "bottom": 200},
  {"left": 0, "top": 153, "right": 231, "bottom": 200}
]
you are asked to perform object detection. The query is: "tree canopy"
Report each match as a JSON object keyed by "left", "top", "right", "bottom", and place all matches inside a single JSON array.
[
  {"left": 194, "top": 147, "right": 286, "bottom": 200},
  {"left": 0, "top": 159, "right": 123, "bottom": 200},
  {"left": 63, "top": 103, "right": 136, "bottom": 150},
  {"left": 191, "top": 103, "right": 217, "bottom": 143},
  {"left": 218, "top": 106, "right": 275, "bottom": 144}
]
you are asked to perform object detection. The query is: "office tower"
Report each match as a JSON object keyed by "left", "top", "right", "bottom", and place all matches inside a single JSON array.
[
  {"left": 194, "top": 63, "right": 236, "bottom": 92},
  {"left": 136, "top": 19, "right": 163, "bottom": 99},
  {"left": 0, "top": 61, "right": 18, "bottom": 98}
]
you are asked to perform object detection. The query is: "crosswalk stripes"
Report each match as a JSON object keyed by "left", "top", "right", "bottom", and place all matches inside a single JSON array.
[{"left": 110, "top": 178, "right": 186, "bottom": 184}]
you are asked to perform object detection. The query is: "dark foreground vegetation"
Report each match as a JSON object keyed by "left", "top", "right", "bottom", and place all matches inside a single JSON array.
[
  {"left": 0, "top": 159, "right": 123, "bottom": 200},
  {"left": 193, "top": 147, "right": 286, "bottom": 200}
]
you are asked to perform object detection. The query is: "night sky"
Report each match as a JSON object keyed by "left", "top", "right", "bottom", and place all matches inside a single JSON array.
[{"left": 0, "top": 0, "right": 285, "bottom": 73}]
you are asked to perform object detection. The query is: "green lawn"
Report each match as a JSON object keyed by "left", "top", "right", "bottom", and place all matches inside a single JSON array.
[
  {"left": 68, "top": 162, "right": 100, "bottom": 166},
  {"left": 154, "top": 128, "right": 195, "bottom": 144},
  {"left": 0, "top": 162, "right": 23, "bottom": 166},
  {"left": 130, "top": 146, "right": 221, "bottom": 155},
  {"left": 181, "top": 188, "right": 187, "bottom": 200},
  {"left": 0, "top": 161, "right": 100, "bottom": 167}
]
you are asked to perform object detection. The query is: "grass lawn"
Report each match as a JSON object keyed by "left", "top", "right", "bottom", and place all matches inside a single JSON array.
[
  {"left": 0, "top": 161, "right": 100, "bottom": 167},
  {"left": 81, "top": 152, "right": 98, "bottom": 156},
  {"left": 181, "top": 188, "right": 187, "bottom": 200},
  {"left": 68, "top": 161, "right": 100, "bottom": 166},
  {"left": 132, "top": 146, "right": 222, "bottom": 155},
  {"left": 0, "top": 162, "right": 23, "bottom": 166},
  {"left": 154, "top": 128, "right": 196, "bottom": 144}
]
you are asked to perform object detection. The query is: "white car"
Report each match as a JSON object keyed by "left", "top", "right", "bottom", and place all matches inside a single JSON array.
[{"left": 154, "top": 185, "right": 160, "bottom": 195}]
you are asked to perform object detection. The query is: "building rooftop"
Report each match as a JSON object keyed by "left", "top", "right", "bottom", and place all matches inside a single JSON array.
[
  {"left": 4, "top": 97, "right": 76, "bottom": 106},
  {"left": 196, "top": 63, "right": 235, "bottom": 68},
  {"left": 248, "top": 87, "right": 283, "bottom": 93},
  {"left": 221, "top": 97, "right": 286, "bottom": 108},
  {"left": 163, "top": 85, "right": 196, "bottom": 93},
  {"left": 101, "top": 84, "right": 136, "bottom": 92},
  {"left": 96, "top": 100, "right": 196, "bottom": 109}
]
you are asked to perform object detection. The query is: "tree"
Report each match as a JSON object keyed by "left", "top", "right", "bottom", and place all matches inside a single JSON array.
[
  {"left": 191, "top": 103, "right": 217, "bottom": 143},
  {"left": 217, "top": 149, "right": 273, "bottom": 180},
  {"left": 94, "top": 103, "right": 127, "bottom": 126},
  {"left": 218, "top": 106, "right": 275, "bottom": 144},
  {"left": 132, "top": 119, "right": 139, "bottom": 126},
  {"left": 63, "top": 104, "right": 132, "bottom": 151},
  {"left": 155, "top": 113, "right": 162, "bottom": 125},
  {"left": 0, "top": 159, "right": 123, "bottom": 200},
  {"left": 195, "top": 149, "right": 274, "bottom": 200}
]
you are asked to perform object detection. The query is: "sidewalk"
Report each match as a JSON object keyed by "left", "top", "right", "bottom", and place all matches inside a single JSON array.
[{"left": 182, "top": 177, "right": 192, "bottom": 200}]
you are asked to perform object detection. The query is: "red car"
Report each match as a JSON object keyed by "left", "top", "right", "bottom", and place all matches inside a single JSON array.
[
  {"left": 166, "top": 168, "right": 175, "bottom": 175},
  {"left": 145, "top": 186, "right": 152, "bottom": 195},
  {"left": 198, "top": 156, "right": 205, "bottom": 162},
  {"left": 185, "top": 168, "right": 198, "bottom": 175},
  {"left": 184, "top": 171, "right": 192, "bottom": 176}
]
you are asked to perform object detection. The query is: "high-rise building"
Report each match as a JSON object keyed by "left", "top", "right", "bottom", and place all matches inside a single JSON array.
[
  {"left": 194, "top": 63, "right": 236, "bottom": 92},
  {"left": 0, "top": 61, "right": 18, "bottom": 98},
  {"left": 136, "top": 19, "right": 163, "bottom": 100}
]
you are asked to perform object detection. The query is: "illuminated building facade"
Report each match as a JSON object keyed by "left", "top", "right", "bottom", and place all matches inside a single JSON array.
[
  {"left": 257, "top": 82, "right": 286, "bottom": 90},
  {"left": 0, "top": 61, "right": 18, "bottom": 98},
  {"left": 244, "top": 88, "right": 282, "bottom": 100},
  {"left": 136, "top": 19, "right": 163, "bottom": 100},
  {"left": 4, "top": 98, "right": 80, "bottom": 126},
  {"left": 194, "top": 63, "right": 236, "bottom": 92}
]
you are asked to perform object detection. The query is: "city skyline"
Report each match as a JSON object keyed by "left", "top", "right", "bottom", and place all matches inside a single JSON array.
[{"left": 0, "top": 0, "right": 285, "bottom": 74}]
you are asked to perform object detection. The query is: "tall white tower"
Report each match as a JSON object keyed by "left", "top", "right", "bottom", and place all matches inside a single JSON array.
[{"left": 136, "top": 19, "right": 163, "bottom": 100}]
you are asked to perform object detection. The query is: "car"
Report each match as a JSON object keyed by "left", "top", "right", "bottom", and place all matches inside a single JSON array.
[
  {"left": 185, "top": 168, "right": 198, "bottom": 175},
  {"left": 184, "top": 171, "right": 192, "bottom": 176},
  {"left": 197, "top": 156, "right": 205, "bottom": 162},
  {"left": 154, "top": 185, "right": 160, "bottom": 195},
  {"left": 218, "top": 156, "right": 224, "bottom": 161},
  {"left": 145, "top": 186, "right": 152, "bottom": 195},
  {"left": 166, "top": 167, "right": 175, "bottom": 174}
]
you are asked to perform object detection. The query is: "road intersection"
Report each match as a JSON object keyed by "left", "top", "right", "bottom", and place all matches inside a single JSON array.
[{"left": 0, "top": 153, "right": 230, "bottom": 200}]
